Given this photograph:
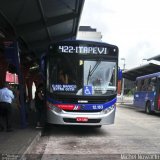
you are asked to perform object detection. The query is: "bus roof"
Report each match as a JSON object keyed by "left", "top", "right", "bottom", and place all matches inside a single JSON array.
[
  {"left": 136, "top": 72, "right": 160, "bottom": 80},
  {"left": 53, "top": 39, "right": 118, "bottom": 48}
]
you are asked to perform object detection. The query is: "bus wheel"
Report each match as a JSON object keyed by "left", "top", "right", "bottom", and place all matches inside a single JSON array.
[{"left": 145, "top": 102, "right": 151, "bottom": 114}]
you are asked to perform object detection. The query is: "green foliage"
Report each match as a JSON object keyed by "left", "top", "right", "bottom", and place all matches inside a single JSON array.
[{"left": 126, "top": 88, "right": 135, "bottom": 96}]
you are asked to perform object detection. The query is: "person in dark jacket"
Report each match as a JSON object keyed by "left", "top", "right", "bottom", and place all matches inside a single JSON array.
[{"left": 35, "top": 84, "right": 44, "bottom": 128}]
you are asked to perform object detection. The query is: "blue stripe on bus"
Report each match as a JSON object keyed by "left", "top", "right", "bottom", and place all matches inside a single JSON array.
[{"left": 47, "top": 97, "right": 116, "bottom": 111}]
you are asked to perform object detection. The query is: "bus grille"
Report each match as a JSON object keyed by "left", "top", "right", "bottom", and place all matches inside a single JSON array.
[{"left": 63, "top": 118, "right": 101, "bottom": 123}]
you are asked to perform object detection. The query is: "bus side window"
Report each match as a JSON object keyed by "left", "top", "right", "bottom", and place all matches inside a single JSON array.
[
  {"left": 137, "top": 80, "right": 141, "bottom": 91},
  {"left": 150, "top": 77, "right": 157, "bottom": 91},
  {"left": 148, "top": 79, "right": 152, "bottom": 91},
  {"left": 135, "top": 81, "right": 138, "bottom": 91},
  {"left": 140, "top": 80, "right": 145, "bottom": 91},
  {"left": 142, "top": 79, "right": 148, "bottom": 91}
]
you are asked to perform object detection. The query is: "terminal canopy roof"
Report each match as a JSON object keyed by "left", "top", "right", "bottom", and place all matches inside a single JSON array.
[
  {"left": 122, "top": 63, "right": 160, "bottom": 81},
  {"left": 0, "top": 0, "right": 84, "bottom": 65},
  {"left": 147, "top": 54, "right": 160, "bottom": 61}
]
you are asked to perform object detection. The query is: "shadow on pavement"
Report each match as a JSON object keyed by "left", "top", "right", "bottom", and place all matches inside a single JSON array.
[{"left": 42, "top": 124, "right": 108, "bottom": 137}]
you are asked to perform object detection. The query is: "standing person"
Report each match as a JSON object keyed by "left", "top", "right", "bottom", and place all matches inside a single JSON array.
[
  {"left": 0, "top": 82, "right": 14, "bottom": 132},
  {"left": 35, "top": 84, "right": 44, "bottom": 128},
  {"left": 16, "top": 85, "right": 29, "bottom": 125}
]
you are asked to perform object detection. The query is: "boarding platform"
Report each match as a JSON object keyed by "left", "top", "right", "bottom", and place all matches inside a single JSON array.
[{"left": 0, "top": 102, "right": 42, "bottom": 158}]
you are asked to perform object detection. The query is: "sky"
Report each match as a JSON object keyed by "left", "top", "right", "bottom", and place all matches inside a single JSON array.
[{"left": 79, "top": 0, "right": 160, "bottom": 69}]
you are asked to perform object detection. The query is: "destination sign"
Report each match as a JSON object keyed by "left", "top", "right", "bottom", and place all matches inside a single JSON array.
[
  {"left": 52, "top": 84, "right": 77, "bottom": 92},
  {"left": 58, "top": 45, "right": 108, "bottom": 54}
]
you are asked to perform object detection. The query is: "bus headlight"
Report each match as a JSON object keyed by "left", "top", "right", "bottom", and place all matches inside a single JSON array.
[
  {"left": 47, "top": 102, "right": 62, "bottom": 113},
  {"left": 101, "top": 104, "right": 115, "bottom": 114},
  {"left": 52, "top": 105, "right": 62, "bottom": 113}
]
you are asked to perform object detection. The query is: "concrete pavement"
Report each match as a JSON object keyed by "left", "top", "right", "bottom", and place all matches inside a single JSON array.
[
  {"left": 26, "top": 105, "right": 160, "bottom": 160},
  {"left": 0, "top": 105, "right": 42, "bottom": 159}
]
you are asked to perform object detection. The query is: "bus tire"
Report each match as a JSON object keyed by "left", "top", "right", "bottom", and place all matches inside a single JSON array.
[{"left": 145, "top": 102, "right": 152, "bottom": 114}]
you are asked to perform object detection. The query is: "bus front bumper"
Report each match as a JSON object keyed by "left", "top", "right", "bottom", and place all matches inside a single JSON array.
[{"left": 46, "top": 106, "right": 116, "bottom": 126}]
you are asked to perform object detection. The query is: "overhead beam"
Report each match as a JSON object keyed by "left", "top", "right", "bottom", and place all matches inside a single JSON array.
[
  {"left": 147, "top": 54, "right": 160, "bottom": 61},
  {"left": 25, "top": 32, "right": 74, "bottom": 55},
  {"left": 16, "top": 12, "right": 78, "bottom": 35},
  {"left": 37, "top": 0, "right": 52, "bottom": 41},
  {"left": 0, "top": 9, "right": 16, "bottom": 38},
  {"left": 28, "top": 32, "right": 74, "bottom": 48}
]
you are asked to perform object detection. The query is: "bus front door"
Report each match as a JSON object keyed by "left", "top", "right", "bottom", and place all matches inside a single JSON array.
[{"left": 154, "top": 77, "right": 160, "bottom": 111}]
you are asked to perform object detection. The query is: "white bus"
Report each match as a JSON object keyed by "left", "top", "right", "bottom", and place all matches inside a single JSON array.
[{"left": 45, "top": 40, "right": 119, "bottom": 126}]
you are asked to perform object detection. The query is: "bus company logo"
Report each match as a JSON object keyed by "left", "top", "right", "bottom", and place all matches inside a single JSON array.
[
  {"left": 73, "top": 105, "right": 85, "bottom": 110},
  {"left": 73, "top": 105, "right": 80, "bottom": 110}
]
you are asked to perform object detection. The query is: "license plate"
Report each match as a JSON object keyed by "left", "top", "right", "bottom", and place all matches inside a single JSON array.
[{"left": 76, "top": 117, "right": 88, "bottom": 122}]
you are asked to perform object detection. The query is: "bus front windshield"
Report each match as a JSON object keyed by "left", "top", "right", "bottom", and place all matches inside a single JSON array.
[{"left": 49, "top": 54, "right": 117, "bottom": 96}]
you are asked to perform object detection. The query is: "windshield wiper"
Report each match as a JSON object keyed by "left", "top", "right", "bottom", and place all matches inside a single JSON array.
[
  {"left": 87, "top": 65, "right": 92, "bottom": 85},
  {"left": 87, "top": 61, "right": 101, "bottom": 85}
]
